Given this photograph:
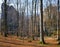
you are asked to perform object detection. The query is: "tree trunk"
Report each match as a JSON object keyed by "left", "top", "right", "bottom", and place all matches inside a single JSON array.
[
  {"left": 40, "top": 0, "right": 45, "bottom": 44},
  {"left": 32, "top": 0, "right": 34, "bottom": 40},
  {"left": 17, "top": 0, "right": 19, "bottom": 37},
  {"left": 57, "top": 0, "right": 60, "bottom": 42},
  {"left": 4, "top": 0, "right": 8, "bottom": 37}
]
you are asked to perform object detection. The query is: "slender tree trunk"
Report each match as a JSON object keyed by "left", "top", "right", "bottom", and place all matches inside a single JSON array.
[
  {"left": 4, "top": 0, "right": 8, "bottom": 37},
  {"left": 17, "top": 0, "right": 19, "bottom": 37},
  {"left": 20, "top": 0, "right": 22, "bottom": 37},
  {"left": 27, "top": 0, "right": 29, "bottom": 38},
  {"left": 40, "top": 0, "right": 45, "bottom": 44},
  {"left": 34, "top": 0, "right": 37, "bottom": 40},
  {"left": 57, "top": 0, "right": 60, "bottom": 41},
  {"left": 32, "top": 0, "right": 34, "bottom": 40}
]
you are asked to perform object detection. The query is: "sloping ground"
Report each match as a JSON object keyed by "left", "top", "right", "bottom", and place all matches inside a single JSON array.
[
  {"left": 0, "top": 36, "right": 41, "bottom": 47},
  {"left": 0, "top": 42, "right": 35, "bottom": 47},
  {"left": 45, "top": 37, "right": 58, "bottom": 44},
  {"left": 0, "top": 36, "right": 60, "bottom": 47}
]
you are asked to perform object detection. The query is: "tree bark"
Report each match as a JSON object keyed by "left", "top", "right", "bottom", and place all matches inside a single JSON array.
[
  {"left": 40, "top": 0, "right": 45, "bottom": 44},
  {"left": 4, "top": 0, "right": 8, "bottom": 37},
  {"left": 57, "top": 0, "right": 60, "bottom": 41}
]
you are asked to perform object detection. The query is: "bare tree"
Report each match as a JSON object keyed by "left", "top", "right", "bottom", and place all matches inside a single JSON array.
[
  {"left": 4, "top": 0, "right": 8, "bottom": 37},
  {"left": 19, "top": 0, "right": 21, "bottom": 36},
  {"left": 34, "top": 0, "right": 37, "bottom": 38},
  {"left": 26, "top": 0, "right": 29, "bottom": 38},
  {"left": 57, "top": 0, "right": 60, "bottom": 41},
  {"left": 31, "top": 0, "right": 35, "bottom": 40},
  {"left": 40, "top": 0, "right": 45, "bottom": 44},
  {"left": 16, "top": 0, "right": 19, "bottom": 37}
]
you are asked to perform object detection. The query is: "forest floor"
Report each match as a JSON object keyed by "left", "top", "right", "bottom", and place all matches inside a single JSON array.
[{"left": 0, "top": 35, "right": 60, "bottom": 47}]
